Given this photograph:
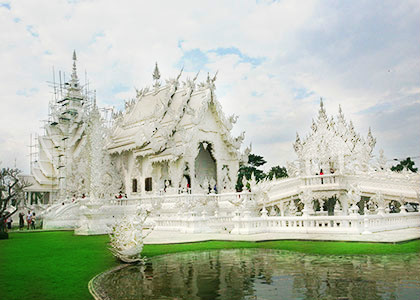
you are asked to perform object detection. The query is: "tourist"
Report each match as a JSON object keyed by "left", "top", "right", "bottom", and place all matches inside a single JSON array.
[
  {"left": 320, "top": 169, "right": 324, "bottom": 184},
  {"left": 6, "top": 217, "right": 12, "bottom": 230},
  {"left": 31, "top": 213, "right": 36, "bottom": 230},
  {"left": 26, "top": 210, "right": 32, "bottom": 230},
  {"left": 19, "top": 212, "right": 24, "bottom": 230}
]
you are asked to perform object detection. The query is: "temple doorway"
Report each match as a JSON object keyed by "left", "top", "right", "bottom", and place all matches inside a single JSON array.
[{"left": 194, "top": 142, "right": 217, "bottom": 191}]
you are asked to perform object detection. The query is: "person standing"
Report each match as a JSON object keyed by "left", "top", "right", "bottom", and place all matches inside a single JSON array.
[
  {"left": 19, "top": 212, "right": 24, "bottom": 230},
  {"left": 320, "top": 169, "right": 324, "bottom": 184},
  {"left": 26, "top": 210, "right": 32, "bottom": 230},
  {"left": 6, "top": 217, "right": 12, "bottom": 230},
  {"left": 31, "top": 213, "right": 36, "bottom": 230}
]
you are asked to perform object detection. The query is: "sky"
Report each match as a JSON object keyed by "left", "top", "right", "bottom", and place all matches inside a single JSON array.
[{"left": 0, "top": 0, "right": 419, "bottom": 173}]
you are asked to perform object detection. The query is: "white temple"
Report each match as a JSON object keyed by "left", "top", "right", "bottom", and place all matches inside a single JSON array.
[
  {"left": 20, "top": 53, "right": 419, "bottom": 236},
  {"left": 107, "top": 63, "right": 242, "bottom": 197}
]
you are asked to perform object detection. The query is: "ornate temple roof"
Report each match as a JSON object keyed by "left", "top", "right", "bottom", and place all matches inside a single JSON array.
[{"left": 107, "top": 67, "right": 244, "bottom": 161}]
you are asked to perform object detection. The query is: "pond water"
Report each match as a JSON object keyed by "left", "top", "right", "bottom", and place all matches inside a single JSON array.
[{"left": 91, "top": 249, "right": 420, "bottom": 300}]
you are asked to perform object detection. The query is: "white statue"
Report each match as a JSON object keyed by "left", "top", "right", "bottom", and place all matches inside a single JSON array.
[{"left": 108, "top": 208, "right": 153, "bottom": 263}]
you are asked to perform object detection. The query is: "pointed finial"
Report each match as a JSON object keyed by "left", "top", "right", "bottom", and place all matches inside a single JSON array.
[
  {"left": 153, "top": 62, "right": 161, "bottom": 81},
  {"left": 212, "top": 70, "right": 218, "bottom": 82},
  {"left": 93, "top": 89, "right": 97, "bottom": 108},
  {"left": 320, "top": 97, "right": 324, "bottom": 108},
  {"left": 67, "top": 50, "right": 81, "bottom": 93},
  {"left": 176, "top": 66, "right": 184, "bottom": 81},
  {"left": 72, "top": 50, "right": 77, "bottom": 73},
  {"left": 193, "top": 70, "right": 200, "bottom": 81}
]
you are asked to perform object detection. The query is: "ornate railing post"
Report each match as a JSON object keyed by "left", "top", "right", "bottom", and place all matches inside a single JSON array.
[{"left": 362, "top": 215, "right": 372, "bottom": 234}]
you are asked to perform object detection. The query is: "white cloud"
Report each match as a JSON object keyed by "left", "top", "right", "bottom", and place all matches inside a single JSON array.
[{"left": 0, "top": 0, "right": 419, "bottom": 172}]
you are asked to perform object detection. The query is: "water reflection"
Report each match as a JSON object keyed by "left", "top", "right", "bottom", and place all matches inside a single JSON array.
[{"left": 91, "top": 249, "right": 420, "bottom": 300}]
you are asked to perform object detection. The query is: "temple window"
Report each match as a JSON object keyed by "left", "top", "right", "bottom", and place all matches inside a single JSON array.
[
  {"left": 145, "top": 177, "right": 153, "bottom": 192},
  {"left": 132, "top": 178, "right": 138, "bottom": 193}
]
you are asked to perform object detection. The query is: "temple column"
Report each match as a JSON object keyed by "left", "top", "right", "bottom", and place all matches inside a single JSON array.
[
  {"left": 188, "top": 157, "right": 196, "bottom": 193},
  {"left": 279, "top": 201, "right": 285, "bottom": 216},
  {"left": 27, "top": 191, "right": 32, "bottom": 205},
  {"left": 340, "top": 192, "right": 349, "bottom": 215},
  {"left": 216, "top": 161, "right": 223, "bottom": 193}
]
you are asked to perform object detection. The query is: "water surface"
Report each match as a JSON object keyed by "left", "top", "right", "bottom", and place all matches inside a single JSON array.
[{"left": 91, "top": 249, "right": 420, "bottom": 300}]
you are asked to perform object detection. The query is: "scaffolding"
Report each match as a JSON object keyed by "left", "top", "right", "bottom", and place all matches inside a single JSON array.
[{"left": 28, "top": 58, "right": 95, "bottom": 203}]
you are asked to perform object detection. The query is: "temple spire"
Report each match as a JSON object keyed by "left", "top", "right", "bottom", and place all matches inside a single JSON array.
[
  {"left": 66, "top": 50, "right": 82, "bottom": 99},
  {"left": 70, "top": 50, "right": 79, "bottom": 85},
  {"left": 93, "top": 89, "right": 97, "bottom": 108},
  {"left": 317, "top": 97, "right": 328, "bottom": 123},
  {"left": 152, "top": 62, "right": 161, "bottom": 88}
]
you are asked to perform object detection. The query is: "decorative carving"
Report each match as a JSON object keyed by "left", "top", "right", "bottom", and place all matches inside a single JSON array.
[{"left": 346, "top": 184, "right": 361, "bottom": 206}]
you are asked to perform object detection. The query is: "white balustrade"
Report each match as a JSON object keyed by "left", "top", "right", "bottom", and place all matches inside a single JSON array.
[{"left": 152, "top": 207, "right": 420, "bottom": 235}]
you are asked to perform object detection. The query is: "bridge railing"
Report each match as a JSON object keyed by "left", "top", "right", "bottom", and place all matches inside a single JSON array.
[
  {"left": 152, "top": 210, "right": 420, "bottom": 235},
  {"left": 108, "top": 191, "right": 256, "bottom": 206},
  {"left": 230, "top": 212, "right": 420, "bottom": 235},
  {"left": 302, "top": 174, "right": 341, "bottom": 186}
]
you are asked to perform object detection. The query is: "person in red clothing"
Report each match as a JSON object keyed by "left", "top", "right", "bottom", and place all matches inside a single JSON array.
[{"left": 319, "top": 169, "right": 324, "bottom": 184}]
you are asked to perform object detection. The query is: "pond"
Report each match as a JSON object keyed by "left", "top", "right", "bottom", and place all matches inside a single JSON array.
[{"left": 90, "top": 249, "right": 420, "bottom": 300}]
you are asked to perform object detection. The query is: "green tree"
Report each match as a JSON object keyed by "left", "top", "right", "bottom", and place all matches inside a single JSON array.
[
  {"left": 0, "top": 167, "right": 31, "bottom": 239},
  {"left": 248, "top": 154, "right": 266, "bottom": 167},
  {"left": 236, "top": 154, "right": 266, "bottom": 191},
  {"left": 267, "top": 166, "right": 288, "bottom": 180},
  {"left": 236, "top": 154, "right": 289, "bottom": 191},
  {"left": 391, "top": 157, "right": 418, "bottom": 173}
]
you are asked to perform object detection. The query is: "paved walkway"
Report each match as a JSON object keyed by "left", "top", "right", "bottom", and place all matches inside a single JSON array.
[{"left": 144, "top": 227, "right": 420, "bottom": 244}]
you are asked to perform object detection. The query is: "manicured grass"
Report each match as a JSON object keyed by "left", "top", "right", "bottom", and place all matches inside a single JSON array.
[
  {"left": 0, "top": 231, "right": 419, "bottom": 300},
  {"left": 0, "top": 231, "right": 116, "bottom": 300},
  {"left": 143, "top": 238, "right": 420, "bottom": 257}
]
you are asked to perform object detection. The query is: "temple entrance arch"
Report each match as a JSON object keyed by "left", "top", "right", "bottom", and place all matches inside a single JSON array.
[{"left": 194, "top": 142, "right": 217, "bottom": 192}]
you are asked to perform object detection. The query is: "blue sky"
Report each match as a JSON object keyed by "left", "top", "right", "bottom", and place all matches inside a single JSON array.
[{"left": 0, "top": 0, "right": 419, "bottom": 172}]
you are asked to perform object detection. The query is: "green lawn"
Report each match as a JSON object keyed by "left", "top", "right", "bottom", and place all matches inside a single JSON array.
[{"left": 0, "top": 231, "right": 419, "bottom": 300}]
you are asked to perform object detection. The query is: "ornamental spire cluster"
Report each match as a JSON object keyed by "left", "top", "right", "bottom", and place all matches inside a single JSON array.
[{"left": 292, "top": 99, "right": 378, "bottom": 175}]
